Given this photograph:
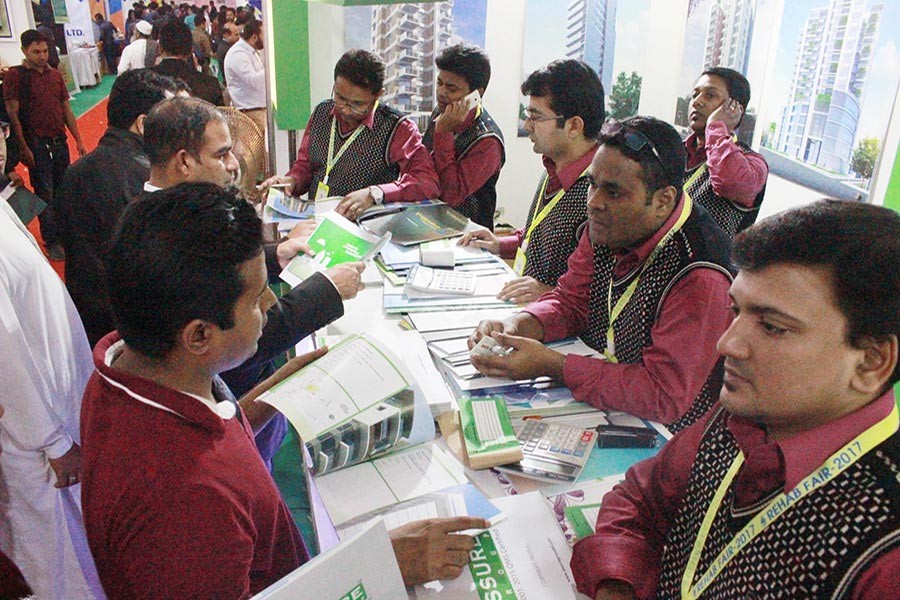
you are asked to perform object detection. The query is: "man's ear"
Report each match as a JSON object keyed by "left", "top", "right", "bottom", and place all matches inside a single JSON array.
[
  {"left": 180, "top": 319, "right": 214, "bottom": 357},
  {"left": 851, "top": 335, "right": 898, "bottom": 396},
  {"left": 175, "top": 148, "right": 193, "bottom": 176},
  {"left": 651, "top": 186, "right": 678, "bottom": 217},
  {"left": 132, "top": 114, "right": 147, "bottom": 136},
  {"left": 566, "top": 115, "right": 585, "bottom": 139}
]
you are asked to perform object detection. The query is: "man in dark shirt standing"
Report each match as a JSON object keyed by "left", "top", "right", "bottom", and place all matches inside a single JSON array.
[
  {"left": 215, "top": 21, "right": 240, "bottom": 85},
  {"left": 152, "top": 19, "right": 224, "bottom": 105},
  {"left": 3, "top": 30, "right": 86, "bottom": 260},
  {"left": 94, "top": 13, "right": 119, "bottom": 74},
  {"left": 57, "top": 69, "right": 181, "bottom": 347}
]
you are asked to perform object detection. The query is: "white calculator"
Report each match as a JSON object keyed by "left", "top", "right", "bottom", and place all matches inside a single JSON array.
[{"left": 406, "top": 264, "right": 477, "bottom": 296}]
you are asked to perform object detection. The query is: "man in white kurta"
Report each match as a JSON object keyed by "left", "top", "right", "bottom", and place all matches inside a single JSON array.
[{"left": 0, "top": 192, "right": 105, "bottom": 599}]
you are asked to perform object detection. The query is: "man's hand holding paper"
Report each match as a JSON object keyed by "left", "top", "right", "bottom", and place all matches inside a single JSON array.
[{"left": 468, "top": 332, "right": 566, "bottom": 381}]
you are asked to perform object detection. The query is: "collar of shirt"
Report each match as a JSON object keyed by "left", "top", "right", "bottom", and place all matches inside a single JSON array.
[
  {"left": 95, "top": 334, "right": 237, "bottom": 428},
  {"left": 727, "top": 390, "right": 897, "bottom": 499},
  {"left": 330, "top": 102, "right": 377, "bottom": 133},
  {"left": 612, "top": 192, "right": 688, "bottom": 279},
  {"left": 143, "top": 181, "right": 161, "bottom": 192},
  {"left": 434, "top": 105, "right": 478, "bottom": 135},
  {"left": 541, "top": 144, "right": 597, "bottom": 196},
  {"left": 684, "top": 130, "right": 706, "bottom": 170}
]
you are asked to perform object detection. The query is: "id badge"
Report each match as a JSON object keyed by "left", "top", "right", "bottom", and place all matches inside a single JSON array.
[
  {"left": 513, "top": 247, "right": 527, "bottom": 276},
  {"left": 315, "top": 181, "right": 330, "bottom": 200}
]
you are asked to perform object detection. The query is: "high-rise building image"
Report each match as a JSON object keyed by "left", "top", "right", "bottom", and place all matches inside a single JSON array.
[
  {"left": 565, "top": 0, "right": 616, "bottom": 92},
  {"left": 775, "top": 0, "right": 882, "bottom": 174},
  {"left": 370, "top": 2, "right": 455, "bottom": 117},
  {"left": 703, "top": 0, "right": 755, "bottom": 73}
]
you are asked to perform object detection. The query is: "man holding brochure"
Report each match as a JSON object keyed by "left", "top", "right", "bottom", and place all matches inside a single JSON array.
[
  {"left": 81, "top": 184, "right": 489, "bottom": 597},
  {"left": 571, "top": 201, "right": 900, "bottom": 599},
  {"left": 259, "top": 49, "right": 440, "bottom": 221},
  {"left": 469, "top": 117, "right": 733, "bottom": 432}
]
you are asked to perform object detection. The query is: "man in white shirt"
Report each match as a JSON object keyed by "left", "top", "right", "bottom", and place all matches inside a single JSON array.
[
  {"left": 117, "top": 19, "right": 153, "bottom": 73},
  {"left": 0, "top": 177, "right": 105, "bottom": 599},
  {"left": 224, "top": 18, "right": 266, "bottom": 135}
]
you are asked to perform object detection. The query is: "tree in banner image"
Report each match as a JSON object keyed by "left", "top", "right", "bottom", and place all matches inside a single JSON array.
[
  {"left": 850, "top": 137, "right": 880, "bottom": 184},
  {"left": 608, "top": 72, "right": 642, "bottom": 120}
]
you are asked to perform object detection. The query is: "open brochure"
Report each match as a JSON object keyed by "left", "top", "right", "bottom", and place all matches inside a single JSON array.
[
  {"left": 410, "top": 492, "right": 578, "bottom": 599},
  {"left": 257, "top": 333, "right": 435, "bottom": 476},
  {"left": 279, "top": 212, "right": 391, "bottom": 287},
  {"left": 360, "top": 202, "right": 472, "bottom": 246}
]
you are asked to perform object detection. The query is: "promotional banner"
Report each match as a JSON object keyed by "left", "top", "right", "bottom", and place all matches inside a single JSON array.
[{"left": 63, "top": 0, "right": 95, "bottom": 51}]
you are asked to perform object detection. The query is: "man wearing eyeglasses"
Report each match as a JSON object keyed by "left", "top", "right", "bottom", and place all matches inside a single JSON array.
[
  {"left": 469, "top": 117, "right": 733, "bottom": 432},
  {"left": 685, "top": 67, "right": 768, "bottom": 237},
  {"left": 259, "top": 49, "right": 439, "bottom": 220},
  {"left": 458, "top": 59, "right": 604, "bottom": 304}
]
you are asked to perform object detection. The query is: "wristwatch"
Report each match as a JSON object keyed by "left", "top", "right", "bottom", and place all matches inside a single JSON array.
[{"left": 369, "top": 185, "right": 385, "bottom": 206}]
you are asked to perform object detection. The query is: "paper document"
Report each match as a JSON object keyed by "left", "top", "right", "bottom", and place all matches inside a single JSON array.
[
  {"left": 540, "top": 476, "right": 625, "bottom": 546},
  {"left": 410, "top": 492, "right": 578, "bottom": 599},
  {"left": 280, "top": 212, "right": 391, "bottom": 287},
  {"left": 315, "top": 442, "right": 468, "bottom": 526},
  {"left": 336, "top": 483, "right": 503, "bottom": 540},
  {"left": 250, "top": 519, "right": 406, "bottom": 600}
]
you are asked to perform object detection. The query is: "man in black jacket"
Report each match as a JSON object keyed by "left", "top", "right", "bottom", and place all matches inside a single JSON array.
[
  {"left": 141, "top": 96, "right": 364, "bottom": 467},
  {"left": 58, "top": 69, "right": 181, "bottom": 347},
  {"left": 152, "top": 18, "right": 224, "bottom": 105}
]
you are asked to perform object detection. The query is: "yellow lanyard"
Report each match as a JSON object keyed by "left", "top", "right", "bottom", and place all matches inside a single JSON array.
[
  {"left": 683, "top": 162, "right": 707, "bottom": 190},
  {"left": 603, "top": 193, "right": 693, "bottom": 362},
  {"left": 682, "top": 404, "right": 900, "bottom": 599},
  {"left": 513, "top": 167, "right": 590, "bottom": 276},
  {"left": 324, "top": 101, "right": 378, "bottom": 185}
]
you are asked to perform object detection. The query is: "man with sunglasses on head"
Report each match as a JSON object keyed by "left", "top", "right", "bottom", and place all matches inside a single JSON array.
[
  {"left": 458, "top": 59, "right": 604, "bottom": 304},
  {"left": 469, "top": 117, "right": 733, "bottom": 432},
  {"left": 685, "top": 67, "right": 767, "bottom": 237},
  {"left": 259, "top": 49, "right": 439, "bottom": 220}
]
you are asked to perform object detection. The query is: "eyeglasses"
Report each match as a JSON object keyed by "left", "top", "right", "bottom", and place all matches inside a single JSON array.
[
  {"left": 523, "top": 108, "right": 566, "bottom": 125},
  {"left": 332, "top": 90, "right": 373, "bottom": 115},
  {"left": 601, "top": 120, "right": 674, "bottom": 183}
]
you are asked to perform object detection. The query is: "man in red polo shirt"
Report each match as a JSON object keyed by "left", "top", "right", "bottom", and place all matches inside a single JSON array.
[{"left": 4, "top": 29, "right": 86, "bottom": 261}]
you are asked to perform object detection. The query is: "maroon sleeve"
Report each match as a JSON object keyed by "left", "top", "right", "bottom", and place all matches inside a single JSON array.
[
  {"left": 2, "top": 67, "right": 19, "bottom": 102},
  {"left": 431, "top": 132, "right": 503, "bottom": 208},
  {"left": 704, "top": 121, "right": 768, "bottom": 208},
  {"left": 850, "top": 546, "right": 900, "bottom": 599},
  {"left": 380, "top": 117, "right": 441, "bottom": 202},
  {"left": 571, "top": 409, "right": 715, "bottom": 599},
  {"left": 285, "top": 113, "right": 316, "bottom": 196}
]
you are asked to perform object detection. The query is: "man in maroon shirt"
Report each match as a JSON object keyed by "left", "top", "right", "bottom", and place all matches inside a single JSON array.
[
  {"left": 571, "top": 200, "right": 900, "bottom": 599},
  {"left": 81, "top": 183, "right": 488, "bottom": 597},
  {"left": 469, "top": 117, "right": 733, "bottom": 431},
  {"left": 259, "top": 49, "right": 440, "bottom": 220},
  {"left": 3, "top": 30, "right": 86, "bottom": 260},
  {"left": 684, "top": 67, "right": 768, "bottom": 237}
]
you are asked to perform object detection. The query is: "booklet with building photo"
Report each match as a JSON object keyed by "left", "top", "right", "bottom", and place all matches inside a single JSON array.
[
  {"left": 257, "top": 333, "right": 436, "bottom": 476},
  {"left": 279, "top": 212, "right": 391, "bottom": 287}
]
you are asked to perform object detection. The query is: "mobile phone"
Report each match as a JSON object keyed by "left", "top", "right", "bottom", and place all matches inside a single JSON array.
[{"left": 463, "top": 89, "right": 481, "bottom": 111}]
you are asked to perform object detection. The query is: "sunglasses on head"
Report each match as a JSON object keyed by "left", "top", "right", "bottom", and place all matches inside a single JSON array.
[{"left": 601, "top": 120, "right": 674, "bottom": 184}]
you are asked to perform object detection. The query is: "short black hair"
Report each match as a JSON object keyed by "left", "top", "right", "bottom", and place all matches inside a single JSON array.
[
  {"left": 194, "top": 13, "right": 206, "bottom": 27},
  {"left": 107, "top": 69, "right": 179, "bottom": 130},
  {"left": 701, "top": 67, "right": 751, "bottom": 110},
  {"left": 733, "top": 200, "right": 900, "bottom": 386},
  {"left": 334, "top": 49, "right": 385, "bottom": 95},
  {"left": 598, "top": 116, "right": 686, "bottom": 199},
  {"left": 20, "top": 29, "right": 46, "bottom": 48},
  {"left": 143, "top": 96, "right": 226, "bottom": 166},
  {"left": 521, "top": 59, "right": 605, "bottom": 139},
  {"left": 435, "top": 43, "right": 491, "bottom": 92},
  {"left": 241, "top": 19, "right": 262, "bottom": 41},
  {"left": 158, "top": 18, "right": 193, "bottom": 56},
  {"left": 108, "top": 183, "right": 263, "bottom": 359}
]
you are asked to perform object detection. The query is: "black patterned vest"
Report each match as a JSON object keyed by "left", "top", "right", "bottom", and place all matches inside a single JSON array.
[
  {"left": 306, "top": 100, "right": 405, "bottom": 197},
  {"left": 520, "top": 173, "right": 591, "bottom": 287},
  {"left": 656, "top": 406, "right": 900, "bottom": 599},
  {"left": 684, "top": 143, "right": 766, "bottom": 238},
  {"left": 423, "top": 107, "right": 506, "bottom": 230},
  {"left": 580, "top": 202, "right": 733, "bottom": 431}
]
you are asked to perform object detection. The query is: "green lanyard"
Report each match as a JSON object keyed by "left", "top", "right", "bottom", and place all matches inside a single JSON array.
[
  {"left": 324, "top": 101, "right": 378, "bottom": 185},
  {"left": 513, "top": 167, "right": 591, "bottom": 276},
  {"left": 681, "top": 403, "right": 899, "bottom": 599},
  {"left": 604, "top": 193, "right": 693, "bottom": 362}
]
